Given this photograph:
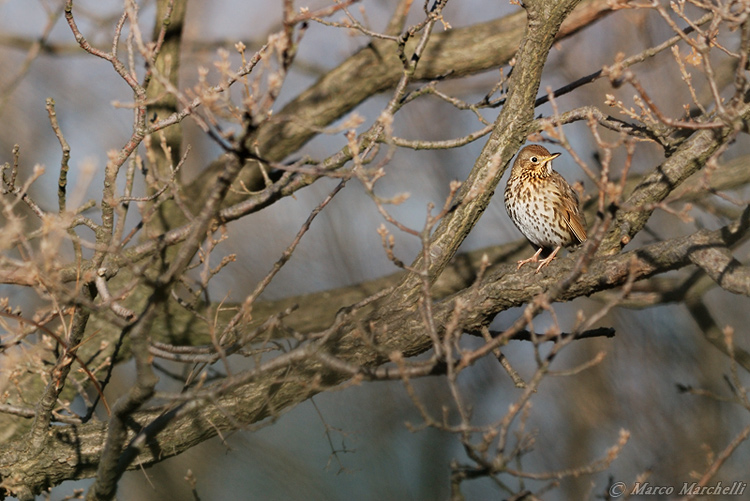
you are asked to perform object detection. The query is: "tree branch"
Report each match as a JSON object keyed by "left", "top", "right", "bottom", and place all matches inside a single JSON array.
[{"left": 183, "top": 0, "right": 616, "bottom": 210}]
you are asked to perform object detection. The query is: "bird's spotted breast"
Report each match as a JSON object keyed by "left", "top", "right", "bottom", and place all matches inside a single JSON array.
[{"left": 505, "top": 172, "right": 582, "bottom": 249}]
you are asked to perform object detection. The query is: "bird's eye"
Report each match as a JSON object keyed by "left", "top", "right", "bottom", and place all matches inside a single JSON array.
[{"left": 530, "top": 156, "right": 538, "bottom": 163}]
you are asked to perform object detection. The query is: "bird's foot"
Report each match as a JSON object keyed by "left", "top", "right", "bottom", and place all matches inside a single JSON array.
[
  {"left": 533, "top": 246, "right": 562, "bottom": 274},
  {"left": 516, "top": 247, "right": 544, "bottom": 270}
]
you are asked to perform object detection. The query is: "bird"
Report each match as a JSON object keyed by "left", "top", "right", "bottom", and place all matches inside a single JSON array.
[{"left": 504, "top": 144, "right": 587, "bottom": 273}]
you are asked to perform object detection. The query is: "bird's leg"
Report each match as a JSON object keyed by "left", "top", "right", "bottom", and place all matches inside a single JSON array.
[
  {"left": 534, "top": 245, "right": 562, "bottom": 273},
  {"left": 517, "top": 247, "right": 544, "bottom": 270}
]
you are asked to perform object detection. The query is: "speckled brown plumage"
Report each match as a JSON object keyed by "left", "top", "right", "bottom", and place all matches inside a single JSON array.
[{"left": 504, "top": 144, "right": 587, "bottom": 273}]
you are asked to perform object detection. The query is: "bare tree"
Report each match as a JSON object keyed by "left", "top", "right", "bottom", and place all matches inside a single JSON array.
[{"left": 1, "top": 0, "right": 749, "bottom": 499}]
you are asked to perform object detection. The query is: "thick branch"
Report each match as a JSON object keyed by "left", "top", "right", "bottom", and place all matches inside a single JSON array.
[
  {"left": 396, "top": 0, "right": 583, "bottom": 302},
  {"left": 184, "top": 0, "right": 615, "bottom": 209}
]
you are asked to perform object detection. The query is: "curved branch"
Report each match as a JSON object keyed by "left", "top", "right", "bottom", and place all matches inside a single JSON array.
[{"left": 184, "top": 0, "right": 616, "bottom": 209}]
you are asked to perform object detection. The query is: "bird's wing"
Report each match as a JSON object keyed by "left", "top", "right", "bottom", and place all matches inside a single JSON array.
[{"left": 552, "top": 173, "right": 587, "bottom": 244}]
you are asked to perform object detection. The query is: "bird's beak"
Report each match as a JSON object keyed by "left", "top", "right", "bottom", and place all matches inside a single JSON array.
[
  {"left": 545, "top": 152, "right": 561, "bottom": 162},
  {"left": 541, "top": 152, "right": 560, "bottom": 171}
]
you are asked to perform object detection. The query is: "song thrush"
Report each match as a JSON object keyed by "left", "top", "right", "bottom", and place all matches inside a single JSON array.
[{"left": 504, "top": 144, "right": 587, "bottom": 273}]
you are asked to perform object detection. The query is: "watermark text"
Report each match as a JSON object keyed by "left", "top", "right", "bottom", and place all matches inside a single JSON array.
[{"left": 609, "top": 481, "right": 747, "bottom": 497}]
